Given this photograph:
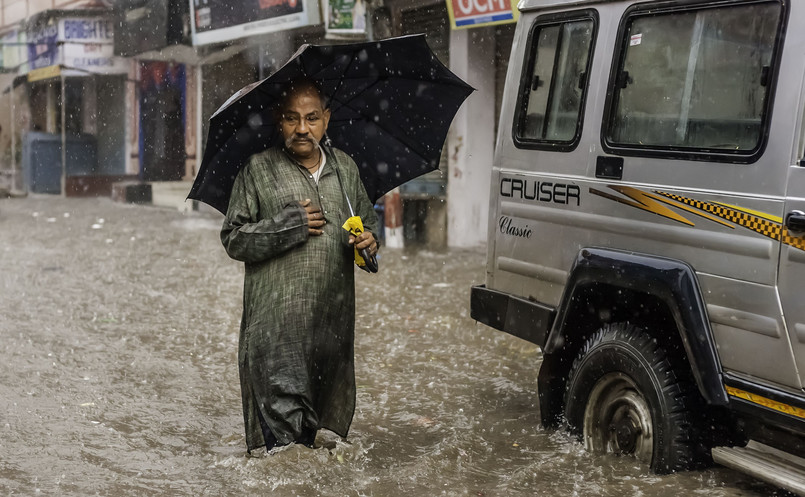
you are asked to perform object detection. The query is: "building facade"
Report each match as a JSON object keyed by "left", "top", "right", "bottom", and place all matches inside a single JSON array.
[
  {"left": 0, "top": 0, "right": 514, "bottom": 248},
  {"left": 0, "top": 1, "right": 133, "bottom": 196}
]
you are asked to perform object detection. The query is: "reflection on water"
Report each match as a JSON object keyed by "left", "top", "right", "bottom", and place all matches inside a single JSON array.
[{"left": 0, "top": 196, "right": 783, "bottom": 496}]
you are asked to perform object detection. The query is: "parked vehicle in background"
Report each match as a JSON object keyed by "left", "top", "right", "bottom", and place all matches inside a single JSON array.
[{"left": 471, "top": 0, "right": 805, "bottom": 493}]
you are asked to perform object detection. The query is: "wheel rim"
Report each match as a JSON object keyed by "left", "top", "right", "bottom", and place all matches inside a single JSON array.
[{"left": 582, "top": 372, "right": 653, "bottom": 464}]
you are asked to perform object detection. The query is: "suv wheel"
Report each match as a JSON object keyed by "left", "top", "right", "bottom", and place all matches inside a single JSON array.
[{"left": 563, "top": 322, "right": 708, "bottom": 473}]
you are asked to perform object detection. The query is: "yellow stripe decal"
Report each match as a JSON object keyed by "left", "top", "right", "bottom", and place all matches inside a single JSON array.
[
  {"left": 726, "top": 385, "right": 805, "bottom": 419},
  {"left": 653, "top": 191, "right": 805, "bottom": 251},
  {"left": 594, "top": 186, "right": 805, "bottom": 252},
  {"left": 655, "top": 191, "right": 784, "bottom": 241},
  {"left": 712, "top": 202, "right": 783, "bottom": 224},
  {"left": 651, "top": 193, "right": 736, "bottom": 229},
  {"left": 591, "top": 186, "right": 695, "bottom": 225}
]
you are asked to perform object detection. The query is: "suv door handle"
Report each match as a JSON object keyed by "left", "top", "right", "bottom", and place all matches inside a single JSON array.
[{"left": 785, "top": 210, "right": 805, "bottom": 232}]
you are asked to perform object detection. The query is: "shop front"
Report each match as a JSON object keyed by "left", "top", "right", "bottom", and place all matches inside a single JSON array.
[{"left": 21, "top": 12, "right": 132, "bottom": 196}]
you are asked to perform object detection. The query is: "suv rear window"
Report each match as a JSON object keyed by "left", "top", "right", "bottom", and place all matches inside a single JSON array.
[
  {"left": 604, "top": 1, "right": 784, "bottom": 162},
  {"left": 514, "top": 11, "right": 597, "bottom": 150}
]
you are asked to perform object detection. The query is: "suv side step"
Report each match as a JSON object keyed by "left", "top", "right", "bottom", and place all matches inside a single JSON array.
[
  {"left": 470, "top": 285, "right": 554, "bottom": 346},
  {"left": 712, "top": 441, "right": 805, "bottom": 495}
]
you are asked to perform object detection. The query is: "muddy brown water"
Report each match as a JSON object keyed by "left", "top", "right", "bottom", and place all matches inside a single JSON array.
[{"left": 0, "top": 196, "right": 783, "bottom": 496}]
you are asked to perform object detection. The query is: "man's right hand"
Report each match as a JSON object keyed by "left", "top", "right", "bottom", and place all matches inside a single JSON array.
[{"left": 300, "top": 199, "right": 325, "bottom": 236}]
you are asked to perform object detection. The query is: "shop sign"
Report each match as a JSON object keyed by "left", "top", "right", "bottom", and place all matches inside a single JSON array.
[
  {"left": 59, "top": 18, "right": 115, "bottom": 43},
  {"left": 27, "top": 24, "right": 59, "bottom": 70},
  {"left": 63, "top": 43, "right": 128, "bottom": 74},
  {"left": 58, "top": 17, "right": 125, "bottom": 74},
  {"left": 445, "top": 0, "right": 519, "bottom": 29},
  {"left": 324, "top": 0, "right": 367, "bottom": 35},
  {"left": 190, "top": 0, "right": 321, "bottom": 46},
  {"left": 26, "top": 16, "right": 126, "bottom": 76}
]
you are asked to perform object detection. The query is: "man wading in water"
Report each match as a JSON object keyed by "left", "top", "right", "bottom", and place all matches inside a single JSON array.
[{"left": 220, "top": 79, "right": 378, "bottom": 452}]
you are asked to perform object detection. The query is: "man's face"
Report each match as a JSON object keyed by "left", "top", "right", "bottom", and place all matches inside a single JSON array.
[{"left": 279, "top": 87, "right": 330, "bottom": 160}]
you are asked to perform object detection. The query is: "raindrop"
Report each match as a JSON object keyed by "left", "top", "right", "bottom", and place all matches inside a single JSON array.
[{"left": 247, "top": 113, "right": 263, "bottom": 129}]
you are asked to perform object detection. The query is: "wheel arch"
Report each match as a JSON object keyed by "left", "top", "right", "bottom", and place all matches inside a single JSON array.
[{"left": 538, "top": 247, "right": 727, "bottom": 426}]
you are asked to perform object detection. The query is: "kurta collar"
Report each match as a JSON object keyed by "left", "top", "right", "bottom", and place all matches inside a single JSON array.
[{"left": 282, "top": 144, "right": 336, "bottom": 182}]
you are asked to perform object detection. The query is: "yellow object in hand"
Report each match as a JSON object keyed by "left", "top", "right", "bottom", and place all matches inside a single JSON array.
[{"left": 342, "top": 215, "right": 367, "bottom": 267}]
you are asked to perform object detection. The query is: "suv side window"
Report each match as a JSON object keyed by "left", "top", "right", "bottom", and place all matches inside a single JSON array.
[
  {"left": 604, "top": 1, "right": 784, "bottom": 162},
  {"left": 514, "top": 11, "right": 597, "bottom": 150}
]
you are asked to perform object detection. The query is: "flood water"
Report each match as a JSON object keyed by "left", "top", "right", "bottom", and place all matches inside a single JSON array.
[{"left": 0, "top": 196, "right": 785, "bottom": 496}]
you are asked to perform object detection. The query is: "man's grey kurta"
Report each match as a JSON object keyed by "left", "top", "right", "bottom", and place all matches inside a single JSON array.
[{"left": 220, "top": 145, "right": 376, "bottom": 451}]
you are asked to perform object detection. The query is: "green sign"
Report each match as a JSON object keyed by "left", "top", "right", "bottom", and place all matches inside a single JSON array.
[{"left": 326, "top": 0, "right": 366, "bottom": 32}]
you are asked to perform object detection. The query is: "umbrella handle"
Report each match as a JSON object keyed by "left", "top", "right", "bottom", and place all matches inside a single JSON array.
[{"left": 359, "top": 248, "right": 379, "bottom": 273}]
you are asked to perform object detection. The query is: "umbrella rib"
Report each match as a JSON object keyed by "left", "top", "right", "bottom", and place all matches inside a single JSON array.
[
  {"left": 327, "top": 76, "right": 473, "bottom": 119},
  {"left": 329, "top": 94, "right": 437, "bottom": 164},
  {"left": 307, "top": 49, "right": 360, "bottom": 82},
  {"left": 326, "top": 48, "right": 363, "bottom": 104},
  {"left": 324, "top": 70, "right": 465, "bottom": 162},
  {"left": 328, "top": 80, "right": 377, "bottom": 116}
]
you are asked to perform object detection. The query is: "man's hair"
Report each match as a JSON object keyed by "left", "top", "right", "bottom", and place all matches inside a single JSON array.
[{"left": 277, "top": 79, "right": 329, "bottom": 113}]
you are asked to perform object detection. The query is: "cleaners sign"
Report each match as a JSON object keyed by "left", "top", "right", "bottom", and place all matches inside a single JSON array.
[
  {"left": 26, "top": 16, "right": 127, "bottom": 78},
  {"left": 445, "top": 0, "right": 518, "bottom": 29}
]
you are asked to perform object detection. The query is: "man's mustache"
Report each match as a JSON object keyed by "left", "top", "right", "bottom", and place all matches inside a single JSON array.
[{"left": 285, "top": 134, "right": 319, "bottom": 148}]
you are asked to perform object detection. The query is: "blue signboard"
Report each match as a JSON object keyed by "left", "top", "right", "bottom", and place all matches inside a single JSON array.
[{"left": 27, "top": 24, "right": 58, "bottom": 70}]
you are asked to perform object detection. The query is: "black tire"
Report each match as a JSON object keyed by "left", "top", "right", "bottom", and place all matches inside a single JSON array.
[{"left": 563, "top": 322, "right": 709, "bottom": 473}]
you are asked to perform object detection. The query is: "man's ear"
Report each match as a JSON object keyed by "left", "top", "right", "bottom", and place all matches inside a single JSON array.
[{"left": 322, "top": 108, "right": 331, "bottom": 131}]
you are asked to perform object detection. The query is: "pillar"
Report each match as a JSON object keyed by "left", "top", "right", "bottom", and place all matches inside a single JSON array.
[{"left": 447, "top": 27, "right": 495, "bottom": 248}]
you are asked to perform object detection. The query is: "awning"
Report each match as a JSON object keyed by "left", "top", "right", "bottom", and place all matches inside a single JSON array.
[{"left": 132, "top": 42, "right": 248, "bottom": 66}]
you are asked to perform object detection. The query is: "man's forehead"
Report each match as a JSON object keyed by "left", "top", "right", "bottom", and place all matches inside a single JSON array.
[{"left": 282, "top": 86, "right": 324, "bottom": 110}]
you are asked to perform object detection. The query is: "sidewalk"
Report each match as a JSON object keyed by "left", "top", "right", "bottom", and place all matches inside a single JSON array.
[{"left": 147, "top": 180, "right": 222, "bottom": 216}]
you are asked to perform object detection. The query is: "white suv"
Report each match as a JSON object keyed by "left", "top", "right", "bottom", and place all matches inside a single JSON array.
[{"left": 472, "top": 0, "right": 805, "bottom": 493}]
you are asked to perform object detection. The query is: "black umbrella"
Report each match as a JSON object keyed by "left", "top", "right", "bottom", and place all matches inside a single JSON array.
[{"left": 187, "top": 34, "right": 475, "bottom": 215}]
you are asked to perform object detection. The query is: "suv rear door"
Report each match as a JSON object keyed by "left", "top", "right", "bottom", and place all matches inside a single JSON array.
[{"left": 780, "top": 117, "right": 805, "bottom": 386}]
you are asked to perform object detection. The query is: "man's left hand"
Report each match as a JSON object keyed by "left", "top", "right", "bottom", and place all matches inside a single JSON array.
[{"left": 349, "top": 231, "right": 378, "bottom": 257}]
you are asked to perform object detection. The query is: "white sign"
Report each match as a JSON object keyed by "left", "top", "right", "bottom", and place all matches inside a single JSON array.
[
  {"left": 62, "top": 42, "right": 128, "bottom": 74},
  {"left": 189, "top": 0, "right": 321, "bottom": 46}
]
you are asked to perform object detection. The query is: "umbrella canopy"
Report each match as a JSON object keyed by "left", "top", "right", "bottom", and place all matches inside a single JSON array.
[{"left": 187, "top": 34, "right": 474, "bottom": 215}]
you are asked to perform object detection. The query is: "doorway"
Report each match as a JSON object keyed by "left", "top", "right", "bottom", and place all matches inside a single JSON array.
[{"left": 139, "top": 61, "right": 186, "bottom": 181}]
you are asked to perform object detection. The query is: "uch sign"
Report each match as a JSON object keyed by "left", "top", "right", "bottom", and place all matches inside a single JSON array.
[{"left": 446, "top": 0, "right": 518, "bottom": 29}]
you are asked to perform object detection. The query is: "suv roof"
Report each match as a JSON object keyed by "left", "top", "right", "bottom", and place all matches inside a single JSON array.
[{"left": 519, "top": 0, "right": 614, "bottom": 11}]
